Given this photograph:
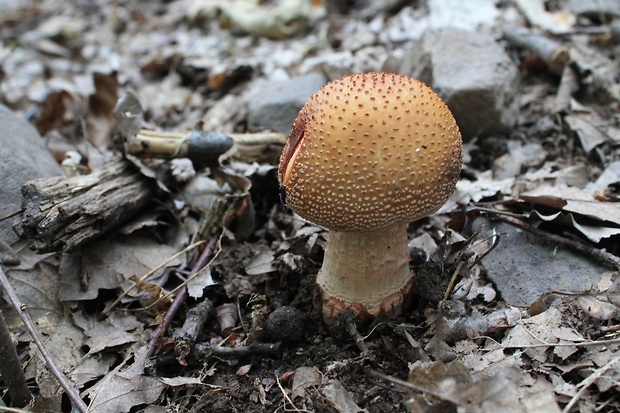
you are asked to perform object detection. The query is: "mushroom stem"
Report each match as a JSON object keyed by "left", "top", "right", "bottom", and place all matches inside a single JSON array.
[{"left": 317, "top": 223, "right": 412, "bottom": 322}]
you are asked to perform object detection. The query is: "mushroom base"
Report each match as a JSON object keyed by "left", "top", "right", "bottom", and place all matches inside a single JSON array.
[{"left": 316, "top": 224, "right": 413, "bottom": 324}]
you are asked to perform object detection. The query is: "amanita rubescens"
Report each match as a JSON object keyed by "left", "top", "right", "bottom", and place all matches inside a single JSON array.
[{"left": 279, "top": 72, "right": 463, "bottom": 323}]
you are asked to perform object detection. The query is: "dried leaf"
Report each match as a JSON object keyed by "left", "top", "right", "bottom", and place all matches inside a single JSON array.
[
  {"left": 442, "top": 170, "right": 514, "bottom": 214},
  {"left": 321, "top": 379, "right": 367, "bottom": 413},
  {"left": 502, "top": 307, "right": 582, "bottom": 362},
  {"left": 187, "top": 266, "right": 217, "bottom": 299},
  {"left": 87, "top": 72, "right": 119, "bottom": 148},
  {"left": 565, "top": 112, "right": 619, "bottom": 152},
  {"left": 1, "top": 253, "right": 64, "bottom": 334},
  {"left": 521, "top": 185, "right": 619, "bottom": 222},
  {"left": 245, "top": 245, "right": 276, "bottom": 275},
  {"left": 291, "top": 366, "right": 322, "bottom": 400},
  {"left": 589, "top": 161, "right": 620, "bottom": 191},
  {"left": 26, "top": 317, "right": 85, "bottom": 398},
  {"left": 58, "top": 234, "right": 182, "bottom": 302},
  {"left": 69, "top": 354, "right": 115, "bottom": 389},
  {"left": 73, "top": 311, "right": 144, "bottom": 354},
  {"left": 236, "top": 364, "right": 252, "bottom": 376},
  {"left": 86, "top": 347, "right": 165, "bottom": 413},
  {"left": 528, "top": 210, "right": 620, "bottom": 243},
  {"left": 407, "top": 361, "right": 561, "bottom": 413}
]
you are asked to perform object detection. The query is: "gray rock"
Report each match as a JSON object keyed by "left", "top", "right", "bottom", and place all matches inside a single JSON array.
[
  {"left": 246, "top": 72, "right": 327, "bottom": 135},
  {"left": 0, "top": 105, "right": 61, "bottom": 244},
  {"left": 568, "top": 0, "right": 620, "bottom": 18},
  {"left": 400, "top": 28, "right": 520, "bottom": 140},
  {"left": 474, "top": 218, "right": 611, "bottom": 307}
]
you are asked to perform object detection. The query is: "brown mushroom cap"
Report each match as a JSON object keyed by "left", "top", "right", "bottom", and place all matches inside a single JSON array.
[{"left": 279, "top": 72, "right": 462, "bottom": 232}]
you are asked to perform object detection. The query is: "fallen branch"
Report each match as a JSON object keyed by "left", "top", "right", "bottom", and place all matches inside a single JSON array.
[{"left": 14, "top": 158, "right": 157, "bottom": 253}]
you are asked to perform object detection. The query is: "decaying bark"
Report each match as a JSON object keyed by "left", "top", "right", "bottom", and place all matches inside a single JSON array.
[{"left": 14, "top": 158, "right": 157, "bottom": 253}]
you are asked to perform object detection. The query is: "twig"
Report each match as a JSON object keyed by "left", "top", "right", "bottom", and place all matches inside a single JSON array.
[
  {"left": 344, "top": 313, "right": 370, "bottom": 354},
  {"left": 14, "top": 158, "right": 156, "bottom": 253},
  {"left": 467, "top": 230, "right": 501, "bottom": 270},
  {"left": 172, "top": 298, "right": 214, "bottom": 364},
  {"left": 146, "top": 235, "right": 218, "bottom": 357},
  {"left": 0, "top": 266, "right": 88, "bottom": 413},
  {"left": 439, "top": 261, "right": 465, "bottom": 311},
  {"left": 0, "top": 308, "right": 31, "bottom": 407},
  {"left": 197, "top": 341, "right": 282, "bottom": 358},
  {"left": 141, "top": 231, "right": 223, "bottom": 314},
  {"left": 149, "top": 341, "right": 282, "bottom": 370},
  {"left": 562, "top": 354, "right": 620, "bottom": 413}
]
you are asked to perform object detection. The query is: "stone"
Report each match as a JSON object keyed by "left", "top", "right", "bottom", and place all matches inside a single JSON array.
[
  {"left": 474, "top": 218, "right": 611, "bottom": 307},
  {"left": 246, "top": 72, "right": 326, "bottom": 135},
  {"left": 400, "top": 28, "right": 520, "bottom": 140},
  {"left": 0, "top": 105, "right": 61, "bottom": 245}
]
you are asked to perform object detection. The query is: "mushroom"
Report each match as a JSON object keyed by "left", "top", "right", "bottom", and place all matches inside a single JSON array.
[{"left": 278, "top": 72, "right": 463, "bottom": 323}]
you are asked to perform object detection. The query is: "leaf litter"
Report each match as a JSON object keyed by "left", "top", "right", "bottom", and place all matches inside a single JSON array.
[{"left": 0, "top": 0, "right": 620, "bottom": 412}]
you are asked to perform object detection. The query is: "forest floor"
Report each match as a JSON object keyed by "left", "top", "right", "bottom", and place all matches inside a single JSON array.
[{"left": 1, "top": 0, "right": 620, "bottom": 412}]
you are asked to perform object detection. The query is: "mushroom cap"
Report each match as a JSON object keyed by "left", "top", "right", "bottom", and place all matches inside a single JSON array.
[{"left": 279, "top": 72, "right": 462, "bottom": 232}]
